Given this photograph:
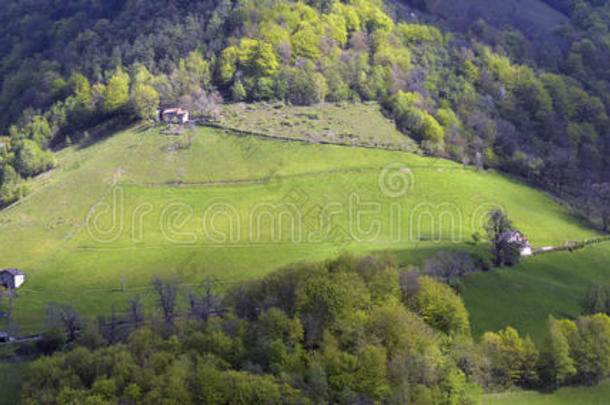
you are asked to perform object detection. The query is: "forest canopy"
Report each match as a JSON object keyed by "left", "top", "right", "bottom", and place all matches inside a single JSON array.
[{"left": 17, "top": 254, "right": 610, "bottom": 404}]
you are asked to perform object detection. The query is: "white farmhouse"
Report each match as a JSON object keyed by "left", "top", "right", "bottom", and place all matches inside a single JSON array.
[
  {"left": 161, "top": 108, "right": 189, "bottom": 124},
  {"left": 500, "top": 231, "right": 533, "bottom": 257}
]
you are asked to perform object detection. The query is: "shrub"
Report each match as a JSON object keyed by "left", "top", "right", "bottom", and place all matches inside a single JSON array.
[
  {"left": 37, "top": 328, "right": 66, "bottom": 355},
  {"left": 14, "top": 140, "right": 56, "bottom": 177}
]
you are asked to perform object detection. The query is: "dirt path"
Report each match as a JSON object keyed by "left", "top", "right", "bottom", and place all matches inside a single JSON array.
[{"left": 112, "top": 168, "right": 125, "bottom": 185}]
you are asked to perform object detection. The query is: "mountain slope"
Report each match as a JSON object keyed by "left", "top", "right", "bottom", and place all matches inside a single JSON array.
[{"left": 0, "top": 120, "right": 599, "bottom": 330}]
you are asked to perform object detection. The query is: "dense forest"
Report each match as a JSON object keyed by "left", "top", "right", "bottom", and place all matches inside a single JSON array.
[
  {"left": 0, "top": 0, "right": 609, "bottom": 229},
  {"left": 13, "top": 253, "right": 610, "bottom": 404}
]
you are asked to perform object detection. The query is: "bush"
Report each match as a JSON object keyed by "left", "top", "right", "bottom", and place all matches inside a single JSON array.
[
  {"left": 13, "top": 140, "right": 56, "bottom": 177},
  {"left": 37, "top": 328, "right": 66, "bottom": 355},
  {"left": 0, "top": 164, "right": 26, "bottom": 205},
  {"left": 409, "top": 276, "right": 471, "bottom": 336}
]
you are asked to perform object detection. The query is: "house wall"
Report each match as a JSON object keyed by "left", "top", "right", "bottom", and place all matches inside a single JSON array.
[
  {"left": 162, "top": 111, "right": 189, "bottom": 124},
  {"left": 14, "top": 275, "right": 24, "bottom": 288}
]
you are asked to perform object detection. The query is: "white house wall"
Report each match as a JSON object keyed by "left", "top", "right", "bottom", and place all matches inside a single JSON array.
[{"left": 14, "top": 275, "right": 24, "bottom": 288}]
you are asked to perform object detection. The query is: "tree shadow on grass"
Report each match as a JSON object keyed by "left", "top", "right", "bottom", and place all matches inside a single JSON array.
[
  {"left": 75, "top": 117, "right": 137, "bottom": 151},
  {"left": 368, "top": 241, "right": 489, "bottom": 268}
]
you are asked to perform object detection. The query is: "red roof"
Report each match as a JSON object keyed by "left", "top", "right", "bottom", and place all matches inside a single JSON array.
[{"left": 162, "top": 108, "right": 188, "bottom": 115}]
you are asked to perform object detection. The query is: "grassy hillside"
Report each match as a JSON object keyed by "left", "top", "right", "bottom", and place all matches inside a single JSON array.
[
  {"left": 462, "top": 242, "right": 610, "bottom": 342},
  {"left": 219, "top": 102, "right": 419, "bottom": 151},
  {"left": 483, "top": 379, "right": 610, "bottom": 404},
  {"left": 0, "top": 361, "right": 29, "bottom": 405},
  {"left": 0, "top": 121, "right": 600, "bottom": 331}
]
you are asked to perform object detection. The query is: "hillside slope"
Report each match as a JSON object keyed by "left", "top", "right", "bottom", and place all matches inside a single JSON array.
[
  {"left": 1, "top": 0, "right": 609, "bottom": 235},
  {"left": 463, "top": 241, "right": 610, "bottom": 343},
  {"left": 0, "top": 119, "right": 599, "bottom": 330}
]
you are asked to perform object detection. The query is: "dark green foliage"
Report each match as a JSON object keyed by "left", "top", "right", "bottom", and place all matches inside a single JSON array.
[
  {"left": 585, "top": 283, "right": 610, "bottom": 315},
  {"left": 36, "top": 328, "right": 66, "bottom": 356},
  {"left": 485, "top": 210, "right": 520, "bottom": 267}
]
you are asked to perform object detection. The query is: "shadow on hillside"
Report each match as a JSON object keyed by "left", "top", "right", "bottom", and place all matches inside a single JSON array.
[
  {"left": 556, "top": 210, "right": 603, "bottom": 237},
  {"left": 492, "top": 170, "right": 604, "bottom": 236},
  {"left": 76, "top": 117, "right": 137, "bottom": 150},
  {"left": 368, "top": 241, "right": 489, "bottom": 268}
]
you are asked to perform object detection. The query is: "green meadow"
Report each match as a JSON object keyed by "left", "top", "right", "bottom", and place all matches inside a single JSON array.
[
  {"left": 0, "top": 361, "right": 29, "bottom": 405},
  {"left": 0, "top": 124, "right": 601, "bottom": 331},
  {"left": 220, "top": 101, "right": 419, "bottom": 151},
  {"left": 483, "top": 379, "right": 610, "bottom": 405},
  {"left": 462, "top": 242, "right": 610, "bottom": 343}
]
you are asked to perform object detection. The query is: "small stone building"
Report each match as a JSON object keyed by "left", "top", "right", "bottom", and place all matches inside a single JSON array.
[
  {"left": 161, "top": 108, "right": 189, "bottom": 124},
  {"left": 500, "top": 231, "right": 533, "bottom": 257},
  {"left": 0, "top": 268, "right": 25, "bottom": 289}
]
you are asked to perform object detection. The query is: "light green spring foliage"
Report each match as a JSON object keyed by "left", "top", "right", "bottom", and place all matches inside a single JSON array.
[
  {"left": 221, "top": 38, "right": 279, "bottom": 83},
  {"left": 20, "top": 255, "right": 480, "bottom": 404},
  {"left": 385, "top": 90, "right": 445, "bottom": 148},
  {"left": 410, "top": 275, "right": 470, "bottom": 336},
  {"left": 540, "top": 316, "right": 577, "bottom": 385},
  {"left": 173, "top": 50, "right": 211, "bottom": 94},
  {"left": 481, "top": 313, "right": 610, "bottom": 389},
  {"left": 481, "top": 326, "right": 539, "bottom": 388},
  {"left": 131, "top": 84, "right": 160, "bottom": 120},
  {"left": 219, "top": 0, "right": 419, "bottom": 111},
  {"left": 230, "top": 80, "right": 247, "bottom": 101},
  {"left": 0, "top": 163, "right": 25, "bottom": 205},
  {"left": 91, "top": 82, "right": 106, "bottom": 109},
  {"left": 13, "top": 139, "right": 55, "bottom": 178},
  {"left": 396, "top": 23, "right": 444, "bottom": 45},
  {"left": 103, "top": 68, "right": 130, "bottom": 113},
  {"left": 130, "top": 63, "right": 155, "bottom": 87},
  {"left": 70, "top": 72, "right": 92, "bottom": 108}
]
